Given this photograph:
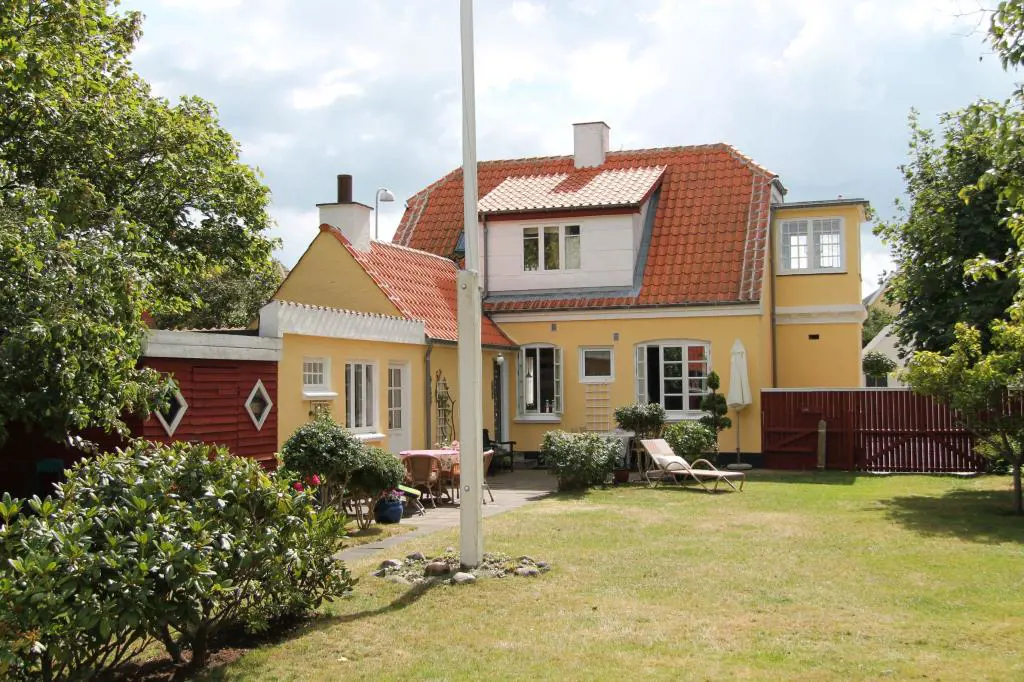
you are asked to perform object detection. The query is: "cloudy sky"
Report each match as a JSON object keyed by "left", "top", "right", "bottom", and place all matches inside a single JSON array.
[{"left": 123, "top": 0, "right": 1019, "bottom": 295}]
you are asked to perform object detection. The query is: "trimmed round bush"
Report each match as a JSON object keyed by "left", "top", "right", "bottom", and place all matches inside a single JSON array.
[
  {"left": 664, "top": 420, "right": 717, "bottom": 461},
  {"left": 541, "top": 430, "right": 620, "bottom": 491}
]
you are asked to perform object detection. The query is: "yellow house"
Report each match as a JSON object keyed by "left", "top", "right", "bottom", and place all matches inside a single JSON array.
[
  {"left": 386, "top": 121, "right": 870, "bottom": 458},
  {"left": 260, "top": 178, "right": 517, "bottom": 454}
]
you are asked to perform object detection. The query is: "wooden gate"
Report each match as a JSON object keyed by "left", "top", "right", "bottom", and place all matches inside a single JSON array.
[{"left": 761, "top": 389, "right": 983, "bottom": 473}]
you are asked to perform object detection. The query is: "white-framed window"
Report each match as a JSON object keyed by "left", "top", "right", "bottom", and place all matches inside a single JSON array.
[
  {"left": 779, "top": 218, "right": 845, "bottom": 273},
  {"left": 345, "top": 361, "right": 376, "bottom": 432},
  {"left": 635, "top": 341, "right": 710, "bottom": 417},
  {"left": 522, "top": 224, "right": 582, "bottom": 272},
  {"left": 517, "top": 344, "right": 563, "bottom": 416},
  {"left": 579, "top": 347, "right": 614, "bottom": 383}
]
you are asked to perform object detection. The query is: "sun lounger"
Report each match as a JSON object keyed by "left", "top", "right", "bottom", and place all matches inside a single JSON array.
[{"left": 641, "top": 439, "right": 745, "bottom": 493}]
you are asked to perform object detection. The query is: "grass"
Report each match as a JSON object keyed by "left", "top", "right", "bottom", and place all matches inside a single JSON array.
[{"left": 196, "top": 473, "right": 1024, "bottom": 681}]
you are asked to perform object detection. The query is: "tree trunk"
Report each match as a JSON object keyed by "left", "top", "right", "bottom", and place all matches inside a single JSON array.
[{"left": 1014, "top": 460, "right": 1023, "bottom": 516}]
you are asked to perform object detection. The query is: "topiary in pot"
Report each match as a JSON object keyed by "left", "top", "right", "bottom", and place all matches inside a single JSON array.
[
  {"left": 348, "top": 446, "right": 407, "bottom": 529},
  {"left": 698, "top": 371, "right": 731, "bottom": 463},
  {"left": 664, "top": 420, "right": 717, "bottom": 462}
]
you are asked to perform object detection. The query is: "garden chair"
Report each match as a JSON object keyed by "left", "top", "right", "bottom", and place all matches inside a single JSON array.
[
  {"left": 640, "top": 439, "right": 745, "bottom": 493},
  {"left": 438, "top": 451, "right": 496, "bottom": 504},
  {"left": 403, "top": 453, "right": 444, "bottom": 508}
]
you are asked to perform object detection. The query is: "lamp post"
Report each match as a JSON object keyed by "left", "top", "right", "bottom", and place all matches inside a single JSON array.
[
  {"left": 457, "top": 0, "right": 484, "bottom": 568},
  {"left": 374, "top": 187, "right": 395, "bottom": 240}
]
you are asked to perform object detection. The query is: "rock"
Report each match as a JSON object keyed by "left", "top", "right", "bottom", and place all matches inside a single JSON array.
[
  {"left": 424, "top": 561, "right": 451, "bottom": 576},
  {"left": 387, "top": 575, "right": 411, "bottom": 585},
  {"left": 406, "top": 551, "right": 426, "bottom": 561},
  {"left": 452, "top": 572, "right": 476, "bottom": 584},
  {"left": 379, "top": 559, "right": 402, "bottom": 569},
  {"left": 515, "top": 566, "right": 540, "bottom": 577}
]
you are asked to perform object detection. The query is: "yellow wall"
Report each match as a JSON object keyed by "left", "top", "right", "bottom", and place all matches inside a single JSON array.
[
  {"left": 775, "top": 323, "right": 863, "bottom": 388},
  {"left": 274, "top": 232, "right": 400, "bottom": 315},
  {"left": 277, "top": 334, "right": 425, "bottom": 451},
  {"left": 773, "top": 204, "right": 865, "bottom": 309},
  {"left": 495, "top": 314, "right": 765, "bottom": 453}
]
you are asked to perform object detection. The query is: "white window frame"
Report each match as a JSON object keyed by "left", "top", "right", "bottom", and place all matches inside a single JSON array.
[
  {"left": 345, "top": 360, "right": 377, "bottom": 434},
  {"left": 634, "top": 340, "right": 711, "bottom": 420},
  {"left": 516, "top": 344, "right": 563, "bottom": 420},
  {"left": 522, "top": 224, "right": 582, "bottom": 272},
  {"left": 778, "top": 217, "right": 846, "bottom": 274},
  {"left": 579, "top": 346, "right": 614, "bottom": 383},
  {"left": 302, "top": 356, "right": 337, "bottom": 399}
]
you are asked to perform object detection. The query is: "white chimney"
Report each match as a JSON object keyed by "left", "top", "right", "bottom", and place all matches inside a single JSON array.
[
  {"left": 317, "top": 174, "right": 372, "bottom": 251},
  {"left": 573, "top": 121, "right": 610, "bottom": 169}
]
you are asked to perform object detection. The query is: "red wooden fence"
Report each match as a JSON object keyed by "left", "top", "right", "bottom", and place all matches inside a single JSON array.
[{"left": 761, "top": 389, "right": 983, "bottom": 473}]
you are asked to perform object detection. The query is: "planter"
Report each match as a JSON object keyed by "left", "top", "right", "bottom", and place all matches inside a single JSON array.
[
  {"left": 613, "top": 468, "right": 631, "bottom": 484},
  {"left": 374, "top": 499, "right": 404, "bottom": 524}
]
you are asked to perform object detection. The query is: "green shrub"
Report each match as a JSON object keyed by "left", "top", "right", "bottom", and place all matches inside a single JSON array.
[
  {"left": 541, "top": 431, "right": 620, "bottom": 491},
  {"left": 664, "top": 421, "right": 716, "bottom": 460},
  {"left": 0, "top": 440, "right": 355, "bottom": 678},
  {"left": 347, "top": 446, "right": 407, "bottom": 529},
  {"left": 281, "top": 413, "right": 369, "bottom": 506},
  {"left": 614, "top": 402, "right": 666, "bottom": 438}
]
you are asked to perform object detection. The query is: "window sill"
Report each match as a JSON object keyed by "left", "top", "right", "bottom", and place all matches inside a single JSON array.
[
  {"left": 303, "top": 390, "right": 338, "bottom": 400},
  {"left": 515, "top": 415, "right": 562, "bottom": 424},
  {"left": 353, "top": 432, "right": 386, "bottom": 442}
]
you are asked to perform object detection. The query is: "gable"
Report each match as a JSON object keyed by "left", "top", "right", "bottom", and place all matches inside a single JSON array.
[{"left": 273, "top": 231, "right": 402, "bottom": 317}]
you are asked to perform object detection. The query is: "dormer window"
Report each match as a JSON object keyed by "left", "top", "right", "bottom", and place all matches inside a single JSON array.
[
  {"left": 779, "top": 218, "right": 845, "bottom": 274},
  {"left": 523, "top": 225, "right": 582, "bottom": 272}
]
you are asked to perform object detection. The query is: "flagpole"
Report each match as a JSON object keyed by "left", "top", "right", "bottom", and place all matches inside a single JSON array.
[{"left": 457, "top": 0, "right": 484, "bottom": 568}]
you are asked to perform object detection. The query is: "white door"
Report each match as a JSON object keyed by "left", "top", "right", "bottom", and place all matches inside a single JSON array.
[{"left": 387, "top": 363, "right": 411, "bottom": 453}]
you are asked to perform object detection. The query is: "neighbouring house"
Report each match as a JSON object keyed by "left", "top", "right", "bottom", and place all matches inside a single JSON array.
[
  {"left": 861, "top": 277, "right": 906, "bottom": 387},
  {"left": 389, "top": 121, "right": 869, "bottom": 458},
  {"left": 0, "top": 329, "right": 281, "bottom": 497},
  {"left": 263, "top": 174, "right": 517, "bottom": 453}
]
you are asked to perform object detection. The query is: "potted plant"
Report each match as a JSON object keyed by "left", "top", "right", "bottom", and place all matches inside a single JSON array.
[
  {"left": 698, "top": 371, "right": 732, "bottom": 464},
  {"left": 374, "top": 488, "right": 406, "bottom": 523}
]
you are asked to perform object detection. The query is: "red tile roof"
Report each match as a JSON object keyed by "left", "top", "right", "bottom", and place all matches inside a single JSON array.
[
  {"left": 394, "top": 145, "right": 777, "bottom": 311},
  {"left": 478, "top": 165, "right": 665, "bottom": 214},
  {"left": 321, "top": 225, "right": 516, "bottom": 347}
]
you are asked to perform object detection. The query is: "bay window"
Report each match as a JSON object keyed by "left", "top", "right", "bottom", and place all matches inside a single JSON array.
[
  {"left": 779, "top": 218, "right": 844, "bottom": 273},
  {"left": 522, "top": 225, "right": 582, "bottom": 271},
  {"left": 635, "top": 341, "right": 710, "bottom": 416},
  {"left": 517, "top": 345, "right": 562, "bottom": 416}
]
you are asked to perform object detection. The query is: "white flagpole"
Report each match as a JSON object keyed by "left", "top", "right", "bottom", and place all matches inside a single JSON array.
[{"left": 457, "top": 0, "right": 484, "bottom": 568}]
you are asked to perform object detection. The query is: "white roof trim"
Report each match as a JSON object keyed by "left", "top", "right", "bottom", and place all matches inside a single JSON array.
[
  {"left": 260, "top": 300, "right": 425, "bottom": 345},
  {"left": 144, "top": 330, "right": 282, "bottom": 362},
  {"left": 776, "top": 304, "right": 867, "bottom": 326}
]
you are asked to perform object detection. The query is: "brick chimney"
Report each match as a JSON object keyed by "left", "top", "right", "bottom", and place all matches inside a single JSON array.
[
  {"left": 317, "top": 174, "right": 373, "bottom": 251},
  {"left": 573, "top": 121, "right": 610, "bottom": 169}
]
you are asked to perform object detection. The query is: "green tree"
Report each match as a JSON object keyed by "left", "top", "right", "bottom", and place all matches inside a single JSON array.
[
  {"left": 0, "top": 1, "right": 277, "bottom": 442},
  {"left": 862, "top": 305, "right": 895, "bottom": 347},
  {"left": 874, "top": 110, "right": 1018, "bottom": 354},
  {"left": 904, "top": 323, "right": 1024, "bottom": 514}
]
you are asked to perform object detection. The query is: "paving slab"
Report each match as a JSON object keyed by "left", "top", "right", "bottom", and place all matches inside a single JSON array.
[{"left": 336, "top": 469, "right": 555, "bottom": 563}]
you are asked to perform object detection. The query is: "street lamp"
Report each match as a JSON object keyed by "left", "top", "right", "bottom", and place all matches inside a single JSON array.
[{"left": 375, "top": 187, "right": 395, "bottom": 240}]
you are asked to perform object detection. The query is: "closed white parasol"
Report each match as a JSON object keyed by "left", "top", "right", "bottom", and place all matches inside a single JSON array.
[{"left": 726, "top": 339, "right": 752, "bottom": 468}]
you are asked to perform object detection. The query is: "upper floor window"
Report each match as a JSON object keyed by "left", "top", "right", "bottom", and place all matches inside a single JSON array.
[
  {"left": 345, "top": 361, "right": 376, "bottom": 432},
  {"left": 635, "top": 341, "right": 710, "bottom": 416},
  {"left": 779, "top": 218, "right": 844, "bottom": 273},
  {"left": 523, "top": 225, "right": 581, "bottom": 272},
  {"left": 517, "top": 344, "right": 562, "bottom": 416}
]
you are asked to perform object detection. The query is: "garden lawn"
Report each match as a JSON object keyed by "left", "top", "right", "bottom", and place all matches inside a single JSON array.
[{"left": 200, "top": 473, "right": 1024, "bottom": 681}]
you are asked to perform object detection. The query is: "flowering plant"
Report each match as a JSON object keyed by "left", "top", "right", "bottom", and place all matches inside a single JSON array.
[{"left": 381, "top": 488, "right": 405, "bottom": 502}]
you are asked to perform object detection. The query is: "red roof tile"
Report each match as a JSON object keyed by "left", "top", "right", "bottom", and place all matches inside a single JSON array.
[
  {"left": 322, "top": 226, "right": 516, "bottom": 347},
  {"left": 394, "top": 145, "right": 777, "bottom": 310}
]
